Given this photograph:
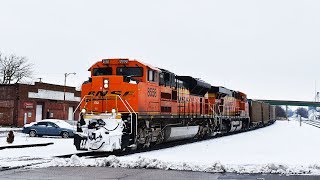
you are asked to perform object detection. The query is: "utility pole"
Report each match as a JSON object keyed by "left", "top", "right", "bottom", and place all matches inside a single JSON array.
[
  {"left": 63, "top": 72, "right": 76, "bottom": 120},
  {"left": 315, "top": 80, "right": 317, "bottom": 102},
  {"left": 37, "top": 78, "right": 42, "bottom": 83},
  {"left": 286, "top": 105, "right": 288, "bottom": 121},
  {"left": 315, "top": 81, "right": 319, "bottom": 102}
]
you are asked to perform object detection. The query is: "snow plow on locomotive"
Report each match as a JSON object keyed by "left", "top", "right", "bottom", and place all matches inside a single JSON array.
[{"left": 74, "top": 58, "right": 274, "bottom": 151}]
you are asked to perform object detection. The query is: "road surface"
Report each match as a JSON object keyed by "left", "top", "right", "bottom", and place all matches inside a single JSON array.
[{"left": 0, "top": 167, "right": 319, "bottom": 180}]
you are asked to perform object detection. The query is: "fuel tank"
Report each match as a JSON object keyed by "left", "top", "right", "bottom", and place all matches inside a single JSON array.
[{"left": 164, "top": 126, "right": 199, "bottom": 142}]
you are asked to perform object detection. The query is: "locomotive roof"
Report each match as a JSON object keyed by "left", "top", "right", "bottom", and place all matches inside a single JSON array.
[
  {"left": 176, "top": 76, "right": 211, "bottom": 88},
  {"left": 88, "top": 59, "right": 161, "bottom": 72},
  {"left": 209, "top": 86, "right": 233, "bottom": 96},
  {"left": 159, "top": 68, "right": 174, "bottom": 74},
  {"left": 176, "top": 76, "right": 211, "bottom": 96},
  {"left": 143, "top": 62, "right": 161, "bottom": 72}
]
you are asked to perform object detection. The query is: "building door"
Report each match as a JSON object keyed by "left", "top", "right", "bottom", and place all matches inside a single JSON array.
[
  {"left": 68, "top": 107, "right": 74, "bottom": 120},
  {"left": 36, "top": 104, "right": 43, "bottom": 121}
]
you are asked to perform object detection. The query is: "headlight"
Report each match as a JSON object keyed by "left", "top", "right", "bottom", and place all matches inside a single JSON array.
[{"left": 103, "top": 79, "right": 109, "bottom": 88}]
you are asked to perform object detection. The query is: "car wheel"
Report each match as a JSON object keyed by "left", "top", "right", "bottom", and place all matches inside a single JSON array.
[
  {"left": 29, "top": 130, "right": 37, "bottom": 137},
  {"left": 61, "top": 132, "right": 69, "bottom": 138}
]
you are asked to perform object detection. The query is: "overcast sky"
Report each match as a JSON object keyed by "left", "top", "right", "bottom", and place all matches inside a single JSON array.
[{"left": 0, "top": 0, "right": 319, "bottom": 101}]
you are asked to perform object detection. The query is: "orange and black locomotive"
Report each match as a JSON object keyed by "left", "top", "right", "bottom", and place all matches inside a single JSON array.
[{"left": 74, "top": 58, "right": 273, "bottom": 151}]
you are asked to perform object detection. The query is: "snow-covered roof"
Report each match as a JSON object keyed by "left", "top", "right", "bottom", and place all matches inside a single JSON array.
[{"left": 40, "top": 119, "right": 73, "bottom": 129}]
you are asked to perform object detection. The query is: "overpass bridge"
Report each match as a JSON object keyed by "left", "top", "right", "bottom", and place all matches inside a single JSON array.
[
  {"left": 255, "top": 99, "right": 320, "bottom": 107},
  {"left": 255, "top": 99, "right": 320, "bottom": 119}
]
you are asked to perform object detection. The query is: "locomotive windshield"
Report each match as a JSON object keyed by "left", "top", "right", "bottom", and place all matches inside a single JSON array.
[
  {"left": 116, "top": 67, "right": 143, "bottom": 77},
  {"left": 93, "top": 67, "right": 112, "bottom": 76}
]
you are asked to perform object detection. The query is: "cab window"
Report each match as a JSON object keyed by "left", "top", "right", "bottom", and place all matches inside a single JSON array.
[
  {"left": 93, "top": 67, "right": 112, "bottom": 76},
  {"left": 116, "top": 67, "right": 143, "bottom": 77},
  {"left": 148, "top": 70, "right": 154, "bottom": 81}
]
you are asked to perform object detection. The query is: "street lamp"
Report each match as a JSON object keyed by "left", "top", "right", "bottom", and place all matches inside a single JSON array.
[{"left": 63, "top": 72, "right": 76, "bottom": 120}]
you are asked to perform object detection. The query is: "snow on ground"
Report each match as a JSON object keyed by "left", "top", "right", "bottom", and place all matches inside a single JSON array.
[
  {"left": 0, "top": 132, "right": 85, "bottom": 168},
  {"left": 122, "top": 120, "right": 320, "bottom": 165},
  {"left": 1, "top": 120, "right": 320, "bottom": 175}
]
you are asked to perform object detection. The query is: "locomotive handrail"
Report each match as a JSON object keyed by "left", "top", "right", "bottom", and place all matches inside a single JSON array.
[
  {"left": 124, "top": 99, "right": 138, "bottom": 141},
  {"left": 79, "top": 94, "right": 137, "bottom": 141},
  {"left": 73, "top": 95, "right": 94, "bottom": 119},
  {"left": 207, "top": 103, "right": 215, "bottom": 117},
  {"left": 116, "top": 96, "right": 136, "bottom": 138},
  {"left": 115, "top": 96, "right": 132, "bottom": 119}
]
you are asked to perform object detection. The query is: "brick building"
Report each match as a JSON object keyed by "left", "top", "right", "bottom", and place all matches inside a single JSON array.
[{"left": 0, "top": 82, "right": 81, "bottom": 127}]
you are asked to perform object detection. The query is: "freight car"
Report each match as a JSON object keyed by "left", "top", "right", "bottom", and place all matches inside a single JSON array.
[
  {"left": 74, "top": 59, "right": 274, "bottom": 151},
  {"left": 249, "top": 100, "right": 275, "bottom": 127}
]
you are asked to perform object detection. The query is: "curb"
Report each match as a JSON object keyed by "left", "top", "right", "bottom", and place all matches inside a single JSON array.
[{"left": 0, "top": 142, "right": 54, "bottom": 150}]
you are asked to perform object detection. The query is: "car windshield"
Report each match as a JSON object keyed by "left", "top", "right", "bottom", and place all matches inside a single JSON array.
[{"left": 54, "top": 121, "right": 73, "bottom": 129}]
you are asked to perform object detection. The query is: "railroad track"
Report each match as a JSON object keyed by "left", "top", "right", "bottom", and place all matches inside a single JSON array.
[
  {"left": 57, "top": 120, "right": 276, "bottom": 159},
  {"left": 303, "top": 120, "right": 320, "bottom": 128}
]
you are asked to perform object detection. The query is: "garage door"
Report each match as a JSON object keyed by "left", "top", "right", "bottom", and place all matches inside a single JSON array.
[
  {"left": 68, "top": 107, "right": 74, "bottom": 120},
  {"left": 36, "top": 105, "right": 43, "bottom": 121}
]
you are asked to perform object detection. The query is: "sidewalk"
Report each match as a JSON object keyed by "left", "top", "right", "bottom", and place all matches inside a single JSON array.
[
  {"left": 0, "top": 142, "right": 54, "bottom": 150},
  {"left": 0, "top": 127, "right": 22, "bottom": 132},
  {"left": 0, "top": 129, "right": 54, "bottom": 150}
]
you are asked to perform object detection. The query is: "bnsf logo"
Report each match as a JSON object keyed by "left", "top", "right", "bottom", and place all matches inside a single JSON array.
[
  {"left": 88, "top": 91, "right": 134, "bottom": 97},
  {"left": 147, "top": 88, "right": 157, "bottom": 97}
]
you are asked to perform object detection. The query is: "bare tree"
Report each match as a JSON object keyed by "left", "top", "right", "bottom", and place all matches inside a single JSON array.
[
  {"left": 275, "top": 106, "right": 286, "bottom": 118},
  {"left": 0, "top": 52, "right": 33, "bottom": 84},
  {"left": 296, "top": 107, "right": 308, "bottom": 118}
]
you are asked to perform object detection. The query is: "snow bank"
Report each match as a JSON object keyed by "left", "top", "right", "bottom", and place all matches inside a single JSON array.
[{"left": 39, "top": 155, "right": 319, "bottom": 175}]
